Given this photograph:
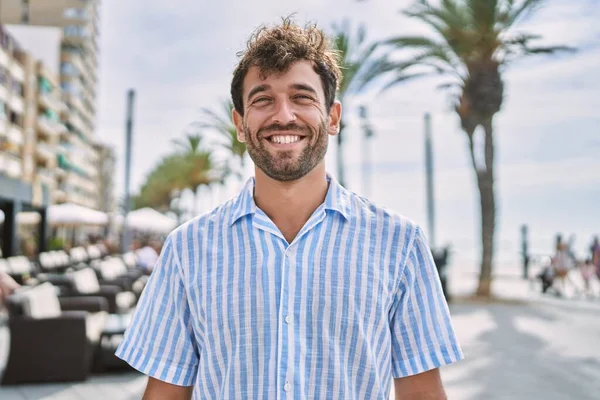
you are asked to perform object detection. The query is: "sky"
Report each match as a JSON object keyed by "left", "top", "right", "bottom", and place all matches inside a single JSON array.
[{"left": 95, "top": 0, "right": 600, "bottom": 271}]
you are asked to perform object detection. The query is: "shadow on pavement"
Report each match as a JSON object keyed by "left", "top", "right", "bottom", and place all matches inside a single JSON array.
[{"left": 446, "top": 303, "right": 600, "bottom": 400}]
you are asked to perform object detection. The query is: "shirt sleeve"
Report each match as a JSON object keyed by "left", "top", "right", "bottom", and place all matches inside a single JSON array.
[
  {"left": 389, "top": 226, "right": 463, "bottom": 378},
  {"left": 115, "top": 234, "right": 199, "bottom": 386}
]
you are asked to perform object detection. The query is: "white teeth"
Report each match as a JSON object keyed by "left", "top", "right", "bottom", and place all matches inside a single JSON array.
[{"left": 271, "top": 135, "right": 300, "bottom": 144}]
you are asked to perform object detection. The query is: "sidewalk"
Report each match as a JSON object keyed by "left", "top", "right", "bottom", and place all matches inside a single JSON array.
[
  {"left": 1, "top": 267, "right": 598, "bottom": 399},
  {"left": 448, "top": 264, "right": 600, "bottom": 310}
]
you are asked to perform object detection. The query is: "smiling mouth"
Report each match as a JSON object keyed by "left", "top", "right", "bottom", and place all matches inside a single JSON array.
[{"left": 266, "top": 135, "right": 304, "bottom": 144}]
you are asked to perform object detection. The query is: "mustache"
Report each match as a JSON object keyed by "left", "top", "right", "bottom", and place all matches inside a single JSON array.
[{"left": 258, "top": 123, "right": 310, "bottom": 136}]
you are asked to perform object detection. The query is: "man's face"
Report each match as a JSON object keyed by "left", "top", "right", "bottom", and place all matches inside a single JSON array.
[{"left": 233, "top": 60, "right": 341, "bottom": 181}]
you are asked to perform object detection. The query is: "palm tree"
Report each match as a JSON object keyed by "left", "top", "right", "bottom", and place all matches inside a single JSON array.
[
  {"left": 331, "top": 20, "right": 391, "bottom": 188},
  {"left": 194, "top": 99, "right": 247, "bottom": 181},
  {"left": 134, "top": 154, "right": 188, "bottom": 212},
  {"left": 381, "top": 0, "right": 573, "bottom": 297},
  {"left": 172, "top": 133, "right": 203, "bottom": 154},
  {"left": 171, "top": 133, "right": 223, "bottom": 216}
]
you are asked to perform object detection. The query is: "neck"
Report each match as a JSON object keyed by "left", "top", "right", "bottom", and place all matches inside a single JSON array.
[{"left": 253, "top": 164, "right": 329, "bottom": 241}]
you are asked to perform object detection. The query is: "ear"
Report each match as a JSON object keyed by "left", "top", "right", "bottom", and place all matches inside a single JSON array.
[
  {"left": 327, "top": 101, "right": 342, "bottom": 136},
  {"left": 232, "top": 107, "right": 246, "bottom": 143}
]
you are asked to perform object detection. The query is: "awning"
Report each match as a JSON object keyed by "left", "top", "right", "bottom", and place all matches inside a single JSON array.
[
  {"left": 115, "top": 208, "right": 178, "bottom": 234},
  {"left": 48, "top": 203, "right": 108, "bottom": 225}
]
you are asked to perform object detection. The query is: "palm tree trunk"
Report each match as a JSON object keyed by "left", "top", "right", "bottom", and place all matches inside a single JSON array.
[
  {"left": 467, "top": 118, "right": 496, "bottom": 297},
  {"left": 337, "top": 119, "right": 346, "bottom": 187},
  {"left": 467, "top": 119, "right": 496, "bottom": 297}
]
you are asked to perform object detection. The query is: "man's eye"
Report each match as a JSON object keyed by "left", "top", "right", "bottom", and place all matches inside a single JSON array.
[
  {"left": 253, "top": 97, "right": 271, "bottom": 104},
  {"left": 295, "top": 94, "right": 313, "bottom": 101}
]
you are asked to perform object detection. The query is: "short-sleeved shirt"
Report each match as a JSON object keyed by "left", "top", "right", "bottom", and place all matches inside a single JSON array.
[{"left": 116, "top": 175, "right": 463, "bottom": 399}]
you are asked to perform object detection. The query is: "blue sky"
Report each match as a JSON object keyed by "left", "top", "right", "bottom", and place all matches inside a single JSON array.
[{"left": 96, "top": 0, "right": 600, "bottom": 270}]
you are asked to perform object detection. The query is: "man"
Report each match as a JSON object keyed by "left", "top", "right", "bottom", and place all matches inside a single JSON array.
[
  {"left": 116, "top": 19, "right": 463, "bottom": 399},
  {"left": 135, "top": 236, "right": 160, "bottom": 273}
]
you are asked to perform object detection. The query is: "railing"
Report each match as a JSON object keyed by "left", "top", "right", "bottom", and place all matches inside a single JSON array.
[
  {"left": 6, "top": 124, "right": 24, "bottom": 146},
  {"left": 0, "top": 150, "right": 22, "bottom": 178},
  {"left": 9, "top": 96, "right": 24, "bottom": 115},
  {"left": 36, "top": 141, "right": 56, "bottom": 159},
  {"left": 9, "top": 63, "right": 25, "bottom": 82},
  {"left": 37, "top": 167, "right": 55, "bottom": 182}
]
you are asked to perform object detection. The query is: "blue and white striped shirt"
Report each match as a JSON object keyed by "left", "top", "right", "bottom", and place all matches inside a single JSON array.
[{"left": 116, "top": 175, "right": 463, "bottom": 399}]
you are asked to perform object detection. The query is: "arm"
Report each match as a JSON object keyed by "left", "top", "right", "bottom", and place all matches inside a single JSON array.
[
  {"left": 142, "top": 377, "right": 193, "bottom": 400},
  {"left": 388, "top": 226, "right": 463, "bottom": 391},
  {"left": 394, "top": 369, "right": 446, "bottom": 400}
]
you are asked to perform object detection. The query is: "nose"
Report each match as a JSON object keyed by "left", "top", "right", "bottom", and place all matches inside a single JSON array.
[{"left": 271, "top": 98, "right": 296, "bottom": 125}]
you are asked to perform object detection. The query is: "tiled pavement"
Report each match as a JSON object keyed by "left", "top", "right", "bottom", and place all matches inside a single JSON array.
[{"left": 2, "top": 268, "right": 599, "bottom": 399}]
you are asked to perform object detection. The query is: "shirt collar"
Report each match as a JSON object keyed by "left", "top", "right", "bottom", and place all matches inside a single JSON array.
[{"left": 229, "top": 173, "right": 351, "bottom": 226}]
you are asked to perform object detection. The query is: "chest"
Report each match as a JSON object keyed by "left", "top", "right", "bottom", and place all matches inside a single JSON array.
[{"left": 187, "top": 225, "right": 400, "bottom": 345}]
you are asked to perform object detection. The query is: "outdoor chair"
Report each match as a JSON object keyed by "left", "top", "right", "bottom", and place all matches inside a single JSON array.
[
  {"left": 66, "top": 267, "right": 137, "bottom": 314},
  {"left": 86, "top": 245, "right": 103, "bottom": 261},
  {"left": 95, "top": 257, "right": 146, "bottom": 297},
  {"left": 1, "top": 282, "right": 108, "bottom": 385},
  {"left": 69, "top": 247, "right": 89, "bottom": 265},
  {"left": 38, "top": 250, "right": 71, "bottom": 273},
  {"left": 4, "top": 256, "right": 37, "bottom": 285}
]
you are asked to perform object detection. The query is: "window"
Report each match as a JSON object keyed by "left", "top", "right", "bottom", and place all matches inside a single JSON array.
[
  {"left": 64, "top": 8, "right": 87, "bottom": 19},
  {"left": 9, "top": 111, "right": 21, "bottom": 126},
  {"left": 61, "top": 82, "right": 80, "bottom": 96},
  {"left": 64, "top": 26, "right": 88, "bottom": 37},
  {"left": 61, "top": 62, "right": 79, "bottom": 76}
]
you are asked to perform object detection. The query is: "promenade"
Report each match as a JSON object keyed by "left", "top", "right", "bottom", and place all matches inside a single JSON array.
[{"left": 1, "top": 267, "right": 599, "bottom": 399}]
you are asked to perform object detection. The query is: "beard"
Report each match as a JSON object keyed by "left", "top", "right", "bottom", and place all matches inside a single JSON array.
[{"left": 244, "top": 119, "right": 329, "bottom": 182}]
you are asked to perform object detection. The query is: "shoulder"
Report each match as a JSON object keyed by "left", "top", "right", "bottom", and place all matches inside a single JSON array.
[
  {"left": 344, "top": 189, "right": 422, "bottom": 248},
  {"left": 165, "top": 197, "right": 237, "bottom": 253}
]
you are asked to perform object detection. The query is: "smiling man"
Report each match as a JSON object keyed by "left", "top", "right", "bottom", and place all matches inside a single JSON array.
[{"left": 116, "top": 18, "right": 463, "bottom": 400}]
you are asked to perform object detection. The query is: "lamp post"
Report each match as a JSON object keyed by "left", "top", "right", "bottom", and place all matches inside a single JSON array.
[{"left": 121, "top": 89, "right": 135, "bottom": 254}]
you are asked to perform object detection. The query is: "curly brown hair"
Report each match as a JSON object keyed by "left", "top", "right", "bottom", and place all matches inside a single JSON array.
[{"left": 231, "top": 17, "right": 342, "bottom": 116}]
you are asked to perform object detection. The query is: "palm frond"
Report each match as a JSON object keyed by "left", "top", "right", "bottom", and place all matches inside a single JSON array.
[{"left": 506, "top": 0, "right": 546, "bottom": 27}]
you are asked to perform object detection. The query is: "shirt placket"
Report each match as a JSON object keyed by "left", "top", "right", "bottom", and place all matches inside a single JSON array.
[{"left": 277, "top": 243, "right": 294, "bottom": 399}]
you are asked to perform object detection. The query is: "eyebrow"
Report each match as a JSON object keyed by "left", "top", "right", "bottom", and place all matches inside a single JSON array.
[
  {"left": 290, "top": 83, "right": 318, "bottom": 96},
  {"left": 247, "top": 84, "right": 270, "bottom": 102},
  {"left": 247, "top": 83, "right": 319, "bottom": 102}
]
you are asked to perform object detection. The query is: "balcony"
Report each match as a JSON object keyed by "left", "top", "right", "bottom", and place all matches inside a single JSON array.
[
  {"left": 39, "top": 93, "right": 68, "bottom": 112},
  {"left": 8, "top": 96, "right": 24, "bottom": 115},
  {"left": 37, "top": 167, "right": 55, "bottom": 185},
  {"left": 4, "top": 124, "right": 24, "bottom": 147},
  {"left": 0, "top": 151, "right": 22, "bottom": 179},
  {"left": 54, "top": 189, "right": 67, "bottom": 203},
  {"left": 68, "top": 111, "right": 88, "bottom": 136},
  {"left": 37, "top": 116, "right": 67, "bottom": 137},
  {"left": 63, "top": 26, "right": 90, "bottom": 47},
  {"left": 36, "top": 141, "right": 56, "bottom": 162},
  {"left": 37, "top": 117, "right": 58, "bottom": 137},
  {"left": 10, "top": 63, "right": 25, "bottom": 83}
]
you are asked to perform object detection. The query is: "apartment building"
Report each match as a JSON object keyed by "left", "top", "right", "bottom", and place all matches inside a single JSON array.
[
  {"left": 0, "top": 25, "right": 51, "bottom": 256},
  {"left": 0, "top": 0, "right": 104, "bottom": 210}
]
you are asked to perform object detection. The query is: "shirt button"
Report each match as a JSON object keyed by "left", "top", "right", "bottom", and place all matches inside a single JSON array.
[
  {"left": 284, "top": 382, "right": 291, "bottom": 392},
  {"left": 285, "top": 315, "right": 292, "bottom": 324}
]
